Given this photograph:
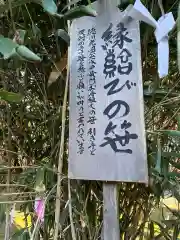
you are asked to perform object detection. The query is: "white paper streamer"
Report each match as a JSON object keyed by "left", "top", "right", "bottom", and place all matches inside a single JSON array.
[
  {"left": 127, "top": 0, "right": 157, "bottom": 28},
  {"left": 155, "top": 13, "right": 175, "bottom": 78},
  {"left": 125, "top": 0, "right": 175, "bottom": 78}
]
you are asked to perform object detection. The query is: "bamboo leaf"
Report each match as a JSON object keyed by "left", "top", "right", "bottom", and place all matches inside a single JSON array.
[
  {"left": 156, "top": 130, "right": 180, "bottom": 137},
  {"left": 62, "top": 0, "right": 81, "bottom": 12},
  {"left": 11, "top": 229, "right": 29, "bottom": 240},
  {"left": 0, "top": 36, "right": 41, "bottom": 62},
  {"left": 42, "top": 0, "right": 57, "bottom": 15},
  {"left": 32, "top": 23, "right": 41, "bottom": 38},
  {"left": 57, "top": 29, "right": 70, "bottom": 46},
  {"left": 0, "top": 89, "right": 23, "bottom": 103},
  {"left": 162, "top": 152, "right": 180, "bottom": 158},
  {"left": 151, "top": 182, "right": 162, "bottom": 198},
  {"left": 0, "top": 36, "right": 18, "bottom": 59},
  {"left": 162, "top": 153, "right": 180, "bottom": 170},
  {"left": 167, "top": 172, "right": 180, "bottom": 179},
  {"left": 170, "top": 160, "right": 180, "bottom": 170},
  {"left": 35, "top": 167, "right": 45, "bottom": 193},
  {"left": 63, "top": 5, "right": 97, "bottom": 20},
  {"left": 16, "top": 46, "right": 41, "bottom": 62}
]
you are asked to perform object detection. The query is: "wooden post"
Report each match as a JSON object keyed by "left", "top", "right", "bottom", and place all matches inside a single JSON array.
[
  {"left": 100, "top": 1, "right": 120, "bottom": 239},
  {"left": 103, "top": 183, "right": 120, "bottom": 240}
]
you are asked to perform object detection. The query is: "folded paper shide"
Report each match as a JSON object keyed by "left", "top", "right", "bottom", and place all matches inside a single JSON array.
[
  {"left": 155, "top": 13, "right": 175, "bottom": 78},
  {"left": 126, "top": 0, "right": 175, "bottom": 78}
]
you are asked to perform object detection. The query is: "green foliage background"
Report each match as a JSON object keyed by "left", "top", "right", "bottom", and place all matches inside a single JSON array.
[{"left": 0, "top": 0, "right": 180, "bottom": 239}]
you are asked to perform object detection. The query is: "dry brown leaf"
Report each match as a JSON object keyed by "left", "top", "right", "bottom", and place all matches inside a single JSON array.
[{"left": 48, "top": 51, "right": 68, "bottom": 86}]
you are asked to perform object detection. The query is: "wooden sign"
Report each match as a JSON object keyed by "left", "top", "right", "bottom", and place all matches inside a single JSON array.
[{"left": 68, "top": 2, "right": 148, "bottom": 183}]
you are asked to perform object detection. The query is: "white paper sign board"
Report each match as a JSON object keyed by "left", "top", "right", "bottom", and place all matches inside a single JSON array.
[{"left": 68, "top": 2, "right": 148, "bottom": 183}]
